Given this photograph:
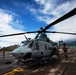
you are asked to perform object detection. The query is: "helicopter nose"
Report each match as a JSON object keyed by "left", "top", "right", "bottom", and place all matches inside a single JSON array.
[
  {"left": 10, "top": 51, "right": 20, "bottom": 57},
  {"left": 10, "top": 46, "right": 32, "bottom": 58}
]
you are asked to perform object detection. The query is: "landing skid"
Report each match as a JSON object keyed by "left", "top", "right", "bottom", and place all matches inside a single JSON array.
[
  {"left": 39, "top": 55, "right": 58, "bottom": 64},
  {"left": 15, "top": 55, "right": 59, "bottom": 64}
]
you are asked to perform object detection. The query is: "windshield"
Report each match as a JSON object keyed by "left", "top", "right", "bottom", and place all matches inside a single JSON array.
[{"left": 20, "top": 41, "right": 31, "bottom": 46}]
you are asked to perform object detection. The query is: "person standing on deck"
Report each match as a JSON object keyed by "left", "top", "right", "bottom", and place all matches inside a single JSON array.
[{"left": 62, "top": 43, "right": 68, "bottom": 60}]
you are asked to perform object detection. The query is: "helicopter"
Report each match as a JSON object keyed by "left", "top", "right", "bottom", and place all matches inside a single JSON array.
[{"left": 0, "top": 8, "right": 76, "bottom": 63}]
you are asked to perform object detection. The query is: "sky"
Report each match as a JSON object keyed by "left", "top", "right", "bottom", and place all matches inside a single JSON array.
[{"left": 0, "top": 0, "right": 76, "bottom": 47}]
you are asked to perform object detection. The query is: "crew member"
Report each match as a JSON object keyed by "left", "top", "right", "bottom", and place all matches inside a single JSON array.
[{"left": 62, "top": 43, "right": 68, "bottom": 60}]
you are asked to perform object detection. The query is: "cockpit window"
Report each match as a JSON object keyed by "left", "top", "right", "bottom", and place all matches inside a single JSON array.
[
  {"left": 49, "top": 47, "right": 52, "bottom": 50},
  {"left": 20, "top": 43, "right": 24, "bottom": 46},
  {"left": 28, "top": 41, "right": 34, "bottom": 48},
  {"left": 21, "top": 41, "right": 30, "bottom": 46}
]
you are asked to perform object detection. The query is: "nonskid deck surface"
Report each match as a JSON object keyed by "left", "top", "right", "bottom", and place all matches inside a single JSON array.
[{"left": 0, "top": 49, "right": 76, "bottom": 75}]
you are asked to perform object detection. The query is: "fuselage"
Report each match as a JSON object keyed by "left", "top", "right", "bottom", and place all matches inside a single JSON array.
[
  {"left": 11, "top": 33, "right": 57, "bottom": 60},
  {"left": 11, "top": 40, "right": 53, "bottom": 59}
]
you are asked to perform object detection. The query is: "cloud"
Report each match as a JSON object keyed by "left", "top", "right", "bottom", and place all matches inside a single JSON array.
[
  {"left": 34, "top": 0, "right": 76, "bottom": 23},
  {"left": 0, "top": 9, "right": 13, "bottom": 24},
  {"left": 33, "top": 0, "right": 76, "bottom": 42},
  {"left": 18, "top": 0, "right": 76, "bottom": 43},
  {"left": 0, "top": 9, "right": 35, "bottom": 47},
  {"left": 48, "top": 15, "right": 76, "bottom": 42},
  {"left": 0, "top": 9, "right": 23, "bottom": 35},
  {"left": 0, "top": 0, "right": 76, "bottom": 47},
  {"left": 0, "top": 34, "right": 36, "bottom": 47}
]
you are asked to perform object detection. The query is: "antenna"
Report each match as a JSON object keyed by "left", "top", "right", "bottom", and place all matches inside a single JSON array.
[
  {"left": 24, "top": 35, "right": 29, "bottom": 41},
  {"left": 60, "top": 37, "right": 63, "bottom": 42}
]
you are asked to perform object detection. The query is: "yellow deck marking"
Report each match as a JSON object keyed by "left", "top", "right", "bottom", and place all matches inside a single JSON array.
[{"left": 3, "top": 67, "right": 24, "bottom": 75}]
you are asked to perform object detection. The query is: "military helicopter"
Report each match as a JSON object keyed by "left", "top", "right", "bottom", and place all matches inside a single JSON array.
[{"left": 0, "top": 8, "right": 76, "bottom": 62}]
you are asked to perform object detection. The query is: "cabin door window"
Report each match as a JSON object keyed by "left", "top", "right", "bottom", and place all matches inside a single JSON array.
[{"left": 33, "top": 42, "right": 39, "bottom": 50}]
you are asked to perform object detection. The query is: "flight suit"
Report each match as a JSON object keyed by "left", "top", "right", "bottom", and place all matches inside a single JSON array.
[{"left": 62, "top": 46, "right": 68, "bottom": 60}]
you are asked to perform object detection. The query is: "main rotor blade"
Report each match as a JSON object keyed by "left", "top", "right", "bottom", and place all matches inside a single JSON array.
[
  {"left": 0, "top": 31, "right": 38, "bottom": 37},
  {"left": 46, "top": 31, "right": 76, "bottom": 35},
  {"left": 42, "top": 8, "right": 76, "bottom": 32},
  {"left": 35, "top": 33, "right": 39, "bottom": 39},
  {"left": 35, "top": 30, "right": 41, "bottom": 39}
]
